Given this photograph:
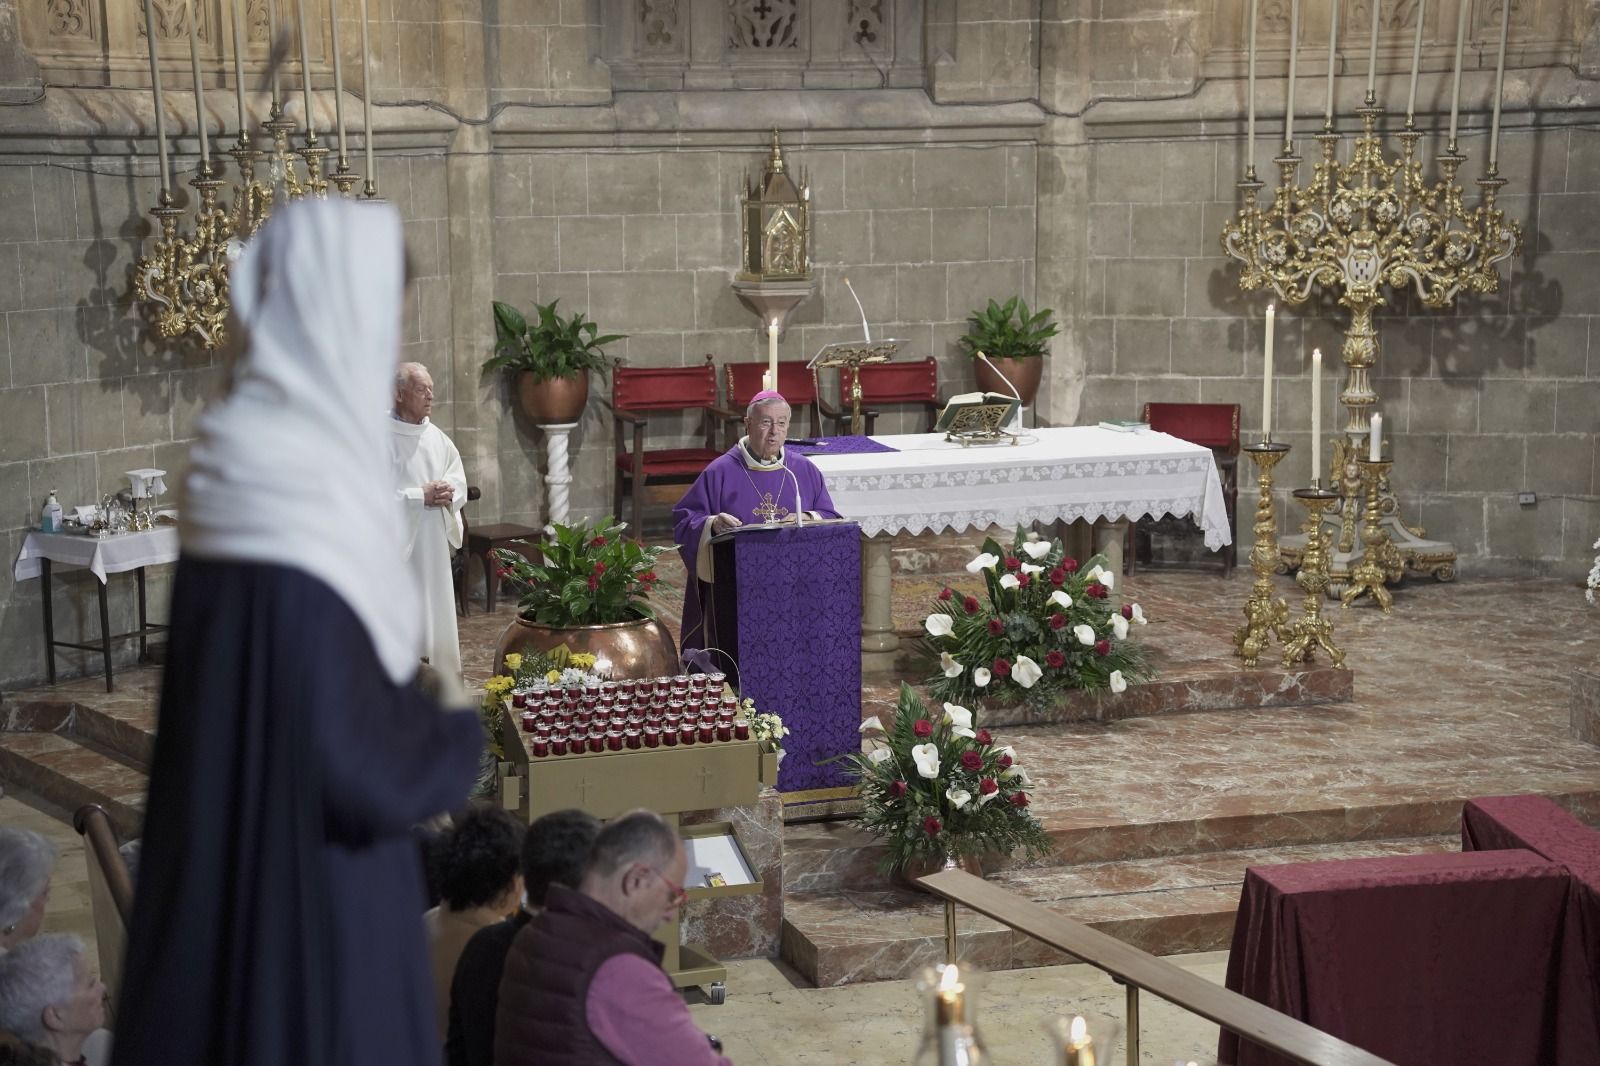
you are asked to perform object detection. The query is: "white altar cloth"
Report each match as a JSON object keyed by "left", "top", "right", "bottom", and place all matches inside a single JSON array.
[
  {"left": 807, "top": 427, "right": 1232, "bottom": 549},
  {"left": 14, "top": 527, "right": 180, "bottom": 583}
]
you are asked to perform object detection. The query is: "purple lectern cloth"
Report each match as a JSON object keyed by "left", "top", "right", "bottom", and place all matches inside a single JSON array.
[
  {"left": 728, "top": 523, "right": 861, "bottom": 793},
  {"left": 1219, "top": 849, "right": 1596, "bottom": 1066},
  {"left": 790, "top": 436, "right": 899, "bottom": 456},
  {"left": 671, "top": 445, "right": 839, "bottom": 654}
]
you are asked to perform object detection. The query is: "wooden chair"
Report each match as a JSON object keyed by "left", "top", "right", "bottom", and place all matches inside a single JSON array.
[
  {"left": 820, "top": 356, "right": 940, "bottom": 435},
  {"left": 1129, "top": 402, "right": 1240, "bottom": 575},
  {"left": 612, "top": 356, "right": 738, "bottom": 534},
  {"left": 722, "top": 360, "right": 822, "bottom": 442}
]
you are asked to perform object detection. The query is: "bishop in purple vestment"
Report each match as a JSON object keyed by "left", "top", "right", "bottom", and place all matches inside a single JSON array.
[{"left": 672, "top": 392, "right": 840, "bottom": 658}]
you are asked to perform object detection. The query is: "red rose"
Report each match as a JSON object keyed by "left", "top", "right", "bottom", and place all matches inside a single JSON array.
[
  {"left": 1061, "top": 557, "right": 1079, "bottom": 574},
  {"left": 979, "top": 777, "right": 998, "bottom": 795},
  {"left": 1049, "top": 568, "right": 1066, "bottom": 586},
  {"left": 889, "top": 779, "right": 908, "bottom": 798},
  {"left": 1094, "top": 639, "right": 1111, "bottom": 657},
  {"left": 975, "top": 729, "right": 992, "bottom": 745},
  {"left": 593, "top": 561, "right": 607, "bottom": 575},
  {"left": 960, "top": 751, "right": 982, "bottom": 771},
  {"left": 998, "top": 754, "right": 1013, "bottom": 769},
  {"left": 590, "top": 535, "right": 608, "bottom": 547},
  {"left": 923, "top": 815, "right": 942, "bottom": 835},
  {"left": 1017, "top": 572, "right": 1031, "bottom": 587},
  {"left": 642, "top": 571, "right": 658, "bottom": 583},
  {"left": 1009, "top": 792, "right": 1030, "bottom": 808},
  {"left": 1087, "top": 582, "right": 1108, "bottom": 599},
  {"left": 987, "top": 618, "right": 1004, "bottom": 636},
  {"left": 1121, "top": 603, "right": 1134, "bottom": 619},
  {"left": 1049, "top": 612, "right": 1066, "bottom": 630},
  {"left": 992, "top": 658, "right": 1011, "bottom": 677},
  {"left": 586, "top": 574, "right": 599, "bottom": 591},
  {"left": 913, "top": 718, "right": 934, "bottom": 738},
  {"left": 1046, "top": 649, "right": 1066, "bottom": 668},
  {"left": 963, "top": 595, "right": 981, "bottom": 615},
  {"left": 939, "top": 587, "right": 954, "bottom": 601},
  {"left": 1004, "top": 555, "right": 1021, "bottom": 571}
]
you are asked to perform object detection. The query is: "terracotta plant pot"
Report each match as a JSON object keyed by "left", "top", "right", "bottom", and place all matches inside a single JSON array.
[
  {"left": 973, "top": 356, "right": 1044, "bottom": 408},
  {"left": 493, "top": 613, "right": 679, "bottom": 680},
  {"left": 516, "top": 370, "right": 589, "bottom": 424}
]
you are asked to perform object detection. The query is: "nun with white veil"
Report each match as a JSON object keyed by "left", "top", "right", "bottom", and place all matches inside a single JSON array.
[{"left": 112, "top": 200, "right": 482, "bottom": 1066}]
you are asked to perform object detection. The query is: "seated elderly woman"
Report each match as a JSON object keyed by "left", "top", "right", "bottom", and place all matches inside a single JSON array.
[
  {"left": 0, "top": 829, "right": 55, "bottom": 953},
  {"left": 0, "top": 934, "right": 106, "bottom": 1065}
]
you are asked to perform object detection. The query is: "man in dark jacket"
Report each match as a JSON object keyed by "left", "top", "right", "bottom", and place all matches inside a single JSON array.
[
  {"left": 446, "top": 809, "right": 600, "bottom": 1066},
  {"left": 494, "top": 810, "right": 730, "bottom": 1066}
]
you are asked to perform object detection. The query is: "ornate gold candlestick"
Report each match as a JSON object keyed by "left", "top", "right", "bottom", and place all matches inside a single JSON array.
[
  {"left": 1340, "top": 458, "right": 1406, "bottom": 613},
  {"left": 1234, "top": 442, "right": 1291, "bottom": 666},
  {"left": 1283, "top": 488, "right": 1346, "bottom": 669}
]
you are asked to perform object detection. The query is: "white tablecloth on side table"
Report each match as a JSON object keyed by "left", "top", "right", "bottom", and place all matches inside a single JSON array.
[
  {"left": 13, "top": 527, "right": 180, "bottom": 583},
  {"left": 807, "top": 426, "right": 1232, "bottom": 549}
]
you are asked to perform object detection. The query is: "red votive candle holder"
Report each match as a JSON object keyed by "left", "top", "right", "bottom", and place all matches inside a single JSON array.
[
  {"left": 605, "top": 730, "right": 624, "bottom": 752},
  {"left": 550, "top": 736, "right": 568, "bottom": 756},
  {"left": 662, "top": 728, "right": 679, "bottom": 747},
  {"left": 512, "top": 692, "right": 527, "bottom": 709},
  {"left": 520, "top": 712, "right": 536, "bottom": 733},
  {"left": 707, "top": 671, "right": 726, "bottom": 690},
  {"left": 586, "top": 733, "right": 605, "bottom": 754},
  {"left": 680, "top": 726, "right": 697, "bottom": 746},
  {"left": 734, "top": 720, "right": 750, "bottom": 740},
  {"left": 698, "top": 724, "right": 715, "bottom": 744},
  {"left": 643, "top": 725, "right": 661, "bottom": 748},
  {"left": 531, "top": 738, "right": 550, "bottom": 758},
  {"left": 715, "top": 723, "right": 733, "bottom": 742},
  {"left": 625, "top": 728, "right": 643, "bottom": 750}
]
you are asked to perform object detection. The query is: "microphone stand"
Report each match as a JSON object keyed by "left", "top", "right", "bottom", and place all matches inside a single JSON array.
[
  {"left": 779, "top": 450, "right": 805, "bottom": 527},
  {"left": 976, "top": 351, "right": 1024, "bottom": 433}
]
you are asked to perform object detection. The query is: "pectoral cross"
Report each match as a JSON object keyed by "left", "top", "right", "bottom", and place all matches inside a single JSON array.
[{"left": 751, "top": 492, "right": 790, "bottom": 523}]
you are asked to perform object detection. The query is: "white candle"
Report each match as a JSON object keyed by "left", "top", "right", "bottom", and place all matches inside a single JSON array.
[
  {"left": 327, "top": 0, "right": 347, "bottom": 162},
  {"left": 1284, "top": 0, "right": 1300, "bottom": 151},
  {"left": 1246, "top": 0, "right": 1259, "bottom": 172},
  {"left": 1365, "top": 0, "right": 1381, "bottom": 99},
  {"left": 1488, "top": 0, "right": 1511, "bottom": 171},
  {"left": 142, "top": 0, "right": 172, "bottom": 195},
  {"left": 1263, "top": 302, "right": 1276, "bottom": 440},
  {"left": 1369, "top": 412, "right": 1383, "bottom": 461},
  {"left": 1324, "top": 0, "right": 1339, "bottom": 126},
  {"left": 1447, "top": 0, "right": 1469, "bottom": 148},
  {"left": 267, "top": 0, "right": 280, "bottom": 109},
  {"left": 767, "top": 321, "right": 780, "bottom": 392},
  {"left": 1311, "top": 347, "right": 1323, "bottom": 485},
  {"left": 1406, "top": 0, "right": 1427, "bottom": 123},
  {"left": 296, "top": 0, "right": 316, "bottom": 135},
  {"left": 184, "top": 0, "right": 210, "bottom": 167},
  {"left": 358, "top": 0, "right": 375, "bottom": 190},
  {"left": 231, "top": 0, "right": 247, "bottom": 132}
]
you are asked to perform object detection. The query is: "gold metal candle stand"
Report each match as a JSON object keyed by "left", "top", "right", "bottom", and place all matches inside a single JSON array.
[
  {"left": 1340, "top": 457, "right": 1406, "bottom": 613},
  {"left": 1234, "top": 442, "right": 1291, "bottom": 666},
  {"left": 1282, "top": 488, "right": 1346, "bottom": 669}
]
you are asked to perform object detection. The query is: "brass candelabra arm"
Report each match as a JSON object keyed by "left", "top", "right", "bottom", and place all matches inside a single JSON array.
[
  {"left": 1340, "top": 458, "right": 1404, "bottom": 613},
  {"left": 1283, "top": 488, "right": 1346, "bottom": 668}
]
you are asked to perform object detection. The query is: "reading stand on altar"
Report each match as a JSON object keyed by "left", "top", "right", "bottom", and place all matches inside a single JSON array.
[
  {"left": 709, "top": 520, "right": 862, "bottom": 809},
  {"left": 935, "top": 392, "right": 1023, "bottom": 447},
  {"left": 808, "top": 340, "right": 901, "bottom": 436}
]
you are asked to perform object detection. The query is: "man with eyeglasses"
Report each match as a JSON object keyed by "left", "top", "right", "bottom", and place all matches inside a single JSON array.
[
  {"left": 495, "top": 810, "right": 731, "bottom": 1066},
  {"left": 671, "top": 390, "right": 840, "bottom": 659}
]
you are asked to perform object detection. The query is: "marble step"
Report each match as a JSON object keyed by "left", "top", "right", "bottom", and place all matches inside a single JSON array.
[
  {"left": 0, "top": 732, "right": 146, "bottom": 839},
  {"left": 780, "top": 834, "right": 1458, "bottom": 987}
]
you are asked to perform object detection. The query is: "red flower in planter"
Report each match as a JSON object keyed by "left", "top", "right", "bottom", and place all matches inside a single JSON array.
[
  {"left": 1045, "top": 649, "right": 1066, "bottom": 668},
  {"left": 1009, "top": 792, "right": 1030, "bottom": 808},
  {"left": 889, "top": 779, "right": 908, "bottom": 798},
  {"left": 992, "top": 658, "right": 1012, "bottom": 677},
  {"left": 939, "top": 587, "right": 954, "bottom": 601},
  {"left": 1094, "top": 639, "right": 1111, "bottom": 657},
  {"left": 913, "top": 718, "right": 934, "bottom": 738},
  {"left": 923, "top": 815, "right": 942, "bottom": 835},
  {"left": 998, "top": 754, "right": 1013, "bottom": 769},
  {"left": 1061, "top": 557, "right": 1079, "bottom": 574},
  {"left": 593, "top": 561, "right": 607, "bottom": 575},
  {"left": 975, "top": 729, "right": 992, "bottom": 745},
  {"left": 590, "top": 535, "right": 608, "bottom": 547},
  {"left": 963, "top": 595, "right": 981, "bottom": 615},
  {"left": 1018, "top": 572, "right": 1032, "bottom": 587},
  {"left": 1049, "top": 612, "right": 1066, "bottom": 630},
  {"left": 979, "top": 777, "right": 998, "bottom": 795},
  {"left": 1121, "top": 603, "right": 1134, "bottom": 619},
  {"left": 987, "top": 618, "right": 1005, "bottom": 636},
  {"left": 1004, "top": 555, "right": 1021, "bottom": 571},
  {"left": 960, "top": 751, "right": 983, "bottom": 771},
  {"left": 1086, "top": 582, "right": 1108, "bottom": 599},
  {"left": 586, "top": 574, "right": 599, "bottom": 591},
  {"left": 641, "top": 571, "right": 657, "bottom": 584},
  {"left": 1049, "top": 568, "right": 1065, "bottom": 586}
]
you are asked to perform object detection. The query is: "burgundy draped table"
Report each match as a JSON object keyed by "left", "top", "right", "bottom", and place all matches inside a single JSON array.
[
  {"left": 711, "top": 521, "right": 861, "bottom": 794},
  {"left": 1220, "top": 849, "right": 1596, "bottom": 1066}
]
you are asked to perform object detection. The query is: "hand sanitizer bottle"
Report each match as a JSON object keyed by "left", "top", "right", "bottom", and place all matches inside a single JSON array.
[{"left": 41, "top": 490, "right": 63, "bottom": 534}]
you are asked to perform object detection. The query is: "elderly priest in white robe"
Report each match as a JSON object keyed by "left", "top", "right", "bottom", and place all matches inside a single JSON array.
[{"left": 391, "top": 362, "right": 468, "bottom": 680}]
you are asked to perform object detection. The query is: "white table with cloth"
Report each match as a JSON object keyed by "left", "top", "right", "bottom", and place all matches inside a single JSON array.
[{"left": 806, "top": 426, "right": 1231, "bottom": 670}]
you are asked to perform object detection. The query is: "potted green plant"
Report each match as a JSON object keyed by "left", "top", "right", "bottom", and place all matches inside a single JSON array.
[
  {"left": 485, "top": 298, "right": 625, "bottom": 424},
  {"left": 957, "top": 296, "right": 1060, "bottom": 407}
]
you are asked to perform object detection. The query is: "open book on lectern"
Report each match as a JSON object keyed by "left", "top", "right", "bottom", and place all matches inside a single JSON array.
[
  {"left": 709, "top": 517, "right": 858, "bottom": 543},
  {"left": 935, "top": 391, "right": 1022, "bottom": 434}
]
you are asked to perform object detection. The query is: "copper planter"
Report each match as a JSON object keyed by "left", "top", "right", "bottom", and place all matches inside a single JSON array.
[
  {"left": 516, "top": 370, "right": 590, "bottom": 424},
  {"left": 493, "top": 613, "right": 679, "bottom": 680}
]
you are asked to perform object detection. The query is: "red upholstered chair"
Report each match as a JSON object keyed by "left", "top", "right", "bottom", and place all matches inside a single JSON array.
[
  {"left": 1130, "top": 402, "right": 1240, "bottom": 575},
  {"left": 612, "top": 356, "right": 736, "bottom": 534},
  {"left": 821, "top": 357, "right": 940, "bottom": 435},
  {"left": 722, "top": 360, "right": 822, "bottom": 442}
]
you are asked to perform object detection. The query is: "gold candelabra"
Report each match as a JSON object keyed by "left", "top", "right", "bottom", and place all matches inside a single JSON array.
[
  {"left": 1283, "top": 488, "right": 1346, "bottom": 669},
  {"left": 1340, "top": 457, "right": 1406, "bottom": 613},
  {"left": 1222, "top": 99, "right": 1521, "bottom": 597},
  {"left": 1234, "top": 442, "right": 1291, "bottom": 666}
]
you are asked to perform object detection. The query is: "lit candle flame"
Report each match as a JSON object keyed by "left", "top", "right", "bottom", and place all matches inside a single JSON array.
[{"left": 1070, "top": 1015, "right": 1088, "bottom": 1045}]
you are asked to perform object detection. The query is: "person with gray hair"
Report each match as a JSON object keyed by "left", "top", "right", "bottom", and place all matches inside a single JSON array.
[
  {"left": 391, "top": 360, "right": 468, "bottom": 680},
  {"left": 0, "top": 829, "right": 55, "bottom": 953},
  {"left": 495, "top": 810, "right": 729, "bottom": 1066},
  {"left": 0, "top": 934, "right": 105, "bottom": 1064}
]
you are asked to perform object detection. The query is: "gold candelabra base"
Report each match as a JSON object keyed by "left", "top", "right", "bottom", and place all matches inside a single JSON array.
[
  {"left": 1339, "top": 458, "right": 1406, "bottom": 613},
  {"left": 1283, "top": 488, "right": 1346, "bottom": 669},
  {"left": 1234, "top": 442, "right": 1291, "bottom": 666}
]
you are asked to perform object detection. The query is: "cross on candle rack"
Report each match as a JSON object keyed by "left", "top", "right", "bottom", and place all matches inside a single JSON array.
[{"left": 697, "top": 766, "right": 716, "bottom": 796}]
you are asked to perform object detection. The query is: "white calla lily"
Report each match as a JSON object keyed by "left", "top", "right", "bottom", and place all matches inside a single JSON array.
[
  {"left": 867, "top": 747, "right": 892, "bottom": 764},
  {"left": 939, "top": 652, "right": 964, "bottom": 678},
  {"left": 1012, "top": 655, "right": 1043, "bottom": 689},
  {"left": 925, "top": 613, "right": 954, "bottom": 637},
  {"left": 1112, "top": 614, "right": 1129, "bottom": 639},
  {"left": 1049, "top": 590, "right": 1074, "bottom": 610},
  {"left": 1002, "top": 763, "right": 1024, "bottom": 780},
  {"left": 998, "top": 573, "right": 1020, "bottom": 590},
  {"left": 1099, "top": 568, "right": 1115, "bottom": 590},
  {"left": 943, "top": 703, "right": 974, "bottom": 730},
  {"left": 911, "top": 743, "right": 941, "bottom": 778},
  {"left": 966, "top": 552, "right": 1000, "bottom": 573},
  {"left": 1109, "top": 670, "right": 1128, "bottom": 693},
  {"left": 999, "top": 745, "right": 1018, "bottom": 762},
  {"left": 977, "top": 789, "right": 1000, "bottom": 806},
  {"left": 1019, "top": 562, "right": 1045, "bottom": 575},
  {"left": 1074, "top": 623, "right": 1097, "bottom": 646},
  {"left": 946, "top": 787, "right": 973, "bottom": 810},
  {"left": 859, "top": 715, "right": 884, "bottom": 733},
  {"left": 973, "top": 667, "right": 991, "bottom": 688},
  {"left": 1131, "top": 603, "right": 1147, "bottom": 625},
  {"left": 1021, "top": 540, "right": 1052, "bottom": 560},
  {"left": 1084, "top": 565, "right": 1104, "bottom": 583},
  {"left": 951, "top": 725, "right": 976, "bottom": 739}
]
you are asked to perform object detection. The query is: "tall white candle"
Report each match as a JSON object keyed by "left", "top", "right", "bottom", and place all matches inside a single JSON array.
[
  {"left": 1369, "top": 412, "right": 1383, "bottom": 461},
  {"left": 1365, "top": 0, "right": 1381, "bottom": 98},
  {"left": 358, "top": 0, "right": 375, "bottom": 189},
  {"left": 1311, "top": 347, "right": 1323, "bottom": 484},
  {"left": 267, "top": 0, "right": 280, "bottom": 109},
  {"left": 1324, "top": 0, "right": 1339, "bottom": 126},
  {"left": 767, "top": 321, "right": 780, "bottom": 392},
  {"left": 327, "top": 0, "right": 347, "bottom": 162},
  {"left": 184, "top": 0, "right": 210, "bottom": 167},
  {"left": 296, "top": 0, "right": 316, "bottom": 135},
  {"left": 1284, "top": 0, "right": 1301, "bottom": 151},
  {"left": 1488, "top": 0, "right": 1512, "bottom": 171},
  {"left": 1263, "top": 302, "right": 1276, "bottom": 440},
  {"left": 1406, "top": 0, "right": 1427, "bottom": 123},
  {"left": 230, "top": 0, "right": 247, "bottom": 132},
  {"left": 1447, "top": 0, "right": 1469, "bottom": 148},
  {"left": 1247, "top": 0, "right": 1259, "bottom": 172},
  {"left": 142, "top": 0, "right": 172, "bottom": 195}
]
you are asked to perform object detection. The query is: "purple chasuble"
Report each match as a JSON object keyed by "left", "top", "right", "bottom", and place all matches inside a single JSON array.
[{"left": 671, "top": 445, "right": 840, "bottom": 654}]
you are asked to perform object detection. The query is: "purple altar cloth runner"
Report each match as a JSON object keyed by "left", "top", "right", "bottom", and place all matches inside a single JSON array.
[
  {"left": 730, "top": 522, "right": 861, "bottom": 792},
  {"left": 791, "top": 436, "right": 899, "bottom": 456}
]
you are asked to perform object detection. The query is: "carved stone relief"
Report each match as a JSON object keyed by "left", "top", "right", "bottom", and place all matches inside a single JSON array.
[
  {"left": 44, "top": 0, "right": 93, "bottom": 40},
  {"left": 640, "top": 0, "right": 682, "bottom": 53},
  {"left": 1349, "top": 0, "right": 1424, "bottom": 30},
  {"left": 848, "top": 0, "right": 884, "bottom": 48},
  {"left": 727, "top": 0, "right": 801, "bottom": 50}
]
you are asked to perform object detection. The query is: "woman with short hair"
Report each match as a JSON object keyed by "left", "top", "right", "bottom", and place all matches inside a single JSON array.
[
  {"left": 0, "top": 829, "right": 55, "bottom": 954},
  {"left": 0, "top": 934, "right": 105, "bottom": 1065}
]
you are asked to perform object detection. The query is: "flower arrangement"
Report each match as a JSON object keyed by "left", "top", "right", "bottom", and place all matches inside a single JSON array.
[
  {"left": 842, "top": 683, "right": 1052, "bottom": 872},
  {"left": 747, "top": 705, "right": 789, "bottom": 759},
  {"left": 1588, "top": 536, "right": 1599, "bottom": 607},
  {"left": 479, "top": 646, "right": 606, "bottom": 759},
  {"left": 922, "top": 528, "right": 1151, "bottom": 709},
  {"left": 494, "top": 517, "right": 671, "bottom": 626}
]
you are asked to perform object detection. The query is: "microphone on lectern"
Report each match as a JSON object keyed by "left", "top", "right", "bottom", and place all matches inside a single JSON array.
[
  {"left": 778, "top": 450, "right": 805, "bottom": 528},
  {"left": 976, "top": 349, "right": 1025, "bottom": 432},
  {"left": 842, "top": 276, "right": 872, "bottom": 343}
]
